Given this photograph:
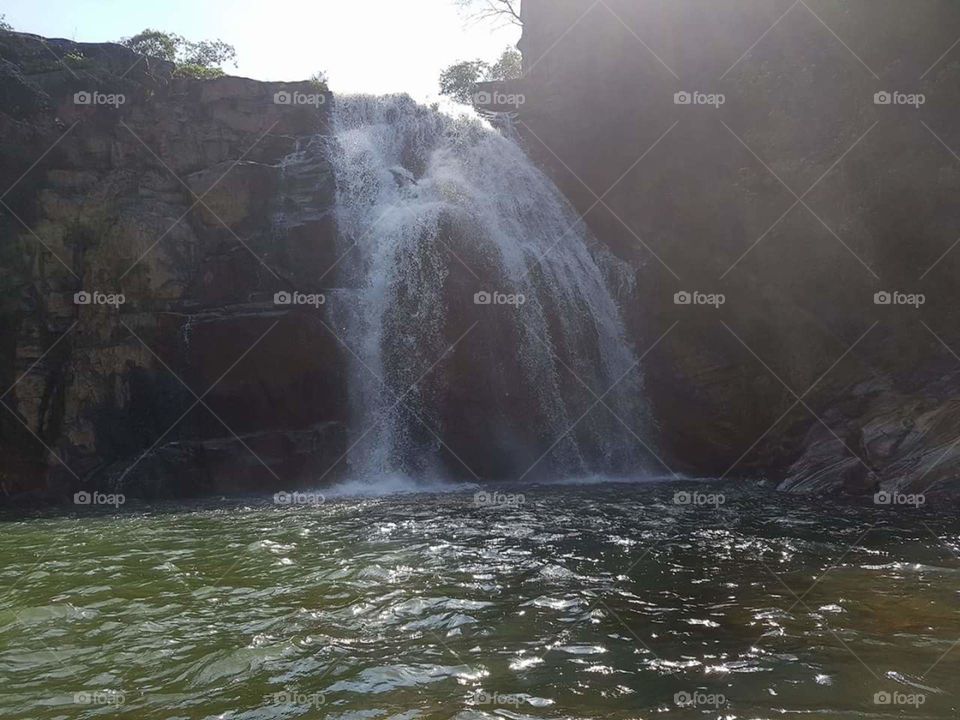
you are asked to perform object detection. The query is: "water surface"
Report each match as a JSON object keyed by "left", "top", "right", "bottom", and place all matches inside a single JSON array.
[{"left": 1, "top": 482, "right": 957, "bottom": 718}]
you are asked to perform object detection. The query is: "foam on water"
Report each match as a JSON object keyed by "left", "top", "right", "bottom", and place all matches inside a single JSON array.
[{"left": 322, "top": 474, "right": 475, "bottom": 498}]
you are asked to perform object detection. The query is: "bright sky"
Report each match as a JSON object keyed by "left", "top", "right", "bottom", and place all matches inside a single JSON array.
[{"left": 0, "top": 0, "right": 520, "bottom": 102}]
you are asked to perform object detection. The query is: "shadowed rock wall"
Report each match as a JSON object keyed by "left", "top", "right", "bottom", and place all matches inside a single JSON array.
[{"left": 507, "top": 0, "right": 960, "bottom": 495}]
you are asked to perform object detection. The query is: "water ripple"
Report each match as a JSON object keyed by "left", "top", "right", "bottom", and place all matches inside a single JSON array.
[{"left": 1, "top": 482, "right": 958, "bottom": 718}]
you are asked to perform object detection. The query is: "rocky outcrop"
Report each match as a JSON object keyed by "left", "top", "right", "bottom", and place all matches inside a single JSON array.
[
  {"left": 781, "top": 370, "right": 960, "bottom": 495},
  {"left": 0, "top": 32, "right": 344, "bottom": 503},
  {"left": 505, "top": 0, "right": 960, "bottom": 495}
]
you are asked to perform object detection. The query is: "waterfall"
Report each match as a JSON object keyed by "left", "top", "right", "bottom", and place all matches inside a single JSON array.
[{"left": 326, "top": 94, "right": 651, "bottom": 482}]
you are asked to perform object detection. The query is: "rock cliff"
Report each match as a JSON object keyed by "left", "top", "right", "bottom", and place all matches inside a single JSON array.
[
  {"left": 5, "top": 3, "right": 960, "bottom": 504},
  {"left": 0, "top": 32, "right": 344, "bottom": 503},
  {"left": 505, "top": 0, "right": 960, "bottom": 495}
]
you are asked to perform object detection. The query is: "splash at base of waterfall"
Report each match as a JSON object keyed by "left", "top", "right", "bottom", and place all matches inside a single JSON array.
[{"left": 324, "top": 95, "right": 652, "bottom": 483}]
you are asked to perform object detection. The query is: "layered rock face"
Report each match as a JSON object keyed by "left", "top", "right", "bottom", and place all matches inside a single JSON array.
[
  {"left": 4, "top": 5, "right": 959, "bottom": 503},
  {"left": 0, "top": 33, "right": 344, "bottom": 502},
  {"left": 509, "top": 0, "right": 960, "bottom": 494}
]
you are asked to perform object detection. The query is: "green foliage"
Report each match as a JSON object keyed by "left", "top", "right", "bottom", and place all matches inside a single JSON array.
[
  {"left": 64, "top": 51, "right": 88, "bottom": 67},
  {"left": 120, "top": 28, "right": 236, "bottom": 79},
  {"left": 0, "top": 14, "right": 11, "bottom": 32},
  {"left": 439, "top": 59, "right": 490, "bottom": 104},
  {"left": 172, "top": 63, "right": 225, "bottom": 79},
  {"left": 438, "top": 47, "right": 522, "bottom": 104},
  {"left": 488, "top": 48, "right": 522, "bottom": 81},
  {"left": 121, "top": 29, "right": 180, "bottom": 62},
  {"left": 179, "top": 38, "right": 236, "bottom": 69},
  {"left": 309, "top": 70, "right": 329, "bottom": 91}
]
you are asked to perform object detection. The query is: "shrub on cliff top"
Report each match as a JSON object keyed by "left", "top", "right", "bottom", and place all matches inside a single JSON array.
[
  {"left": 439, "top": 59, "right": 491, "bottom": 104},
  {"left": 121, "top": 29, "right": 237, "bottom": 79},
  {"left": 309, "top": 71, "right": 330, "bottom": 91},
  {"left": 439, "top": 47, "right": 522, "bottom": 105}
]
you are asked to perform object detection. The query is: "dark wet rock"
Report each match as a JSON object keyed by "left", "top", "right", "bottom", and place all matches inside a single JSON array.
[
  {"left": 0, "top": 32, "right": 342, "bottom": 504},
  {"left": 783, "top": 371, "right": 960, "bottom": 496}
]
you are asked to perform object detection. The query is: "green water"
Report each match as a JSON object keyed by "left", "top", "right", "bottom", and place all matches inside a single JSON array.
[{"left": 1, "top": 482, "right": 958, "bottom": 719}]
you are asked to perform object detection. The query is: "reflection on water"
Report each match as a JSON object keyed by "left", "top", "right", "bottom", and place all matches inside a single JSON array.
[{"left": 0, "top": 482, "right": 958, "bottom": 719}]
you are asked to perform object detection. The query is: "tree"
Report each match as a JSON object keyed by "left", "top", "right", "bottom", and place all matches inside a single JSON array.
[
  {"left": 120, "top": 29, "right": 237, "bottom": 79},
  {"left": 121, "top": 29, "right": 180, "bottom": 62},
  {"left": 488, "top": 47, "right": 522, "bottom": 81},
  {"left": 178, "top": 38, "right": 236, "bottom": 75},
  {"left": 438, "top": 47, "right": 522, "bottom": 104},
  {"left": 439, "top": 59, "right": 490, "bottom": 104},
  {"left": 0, "top": 14, "right": 12, "bottom": 32},
  {"left": 455, "top": 0, "right": 521, "bottom": 27}
]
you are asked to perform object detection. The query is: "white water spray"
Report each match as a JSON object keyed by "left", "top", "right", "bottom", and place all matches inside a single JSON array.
[{"left": 327, "top": 95, "right": 650, "bottom": 481}]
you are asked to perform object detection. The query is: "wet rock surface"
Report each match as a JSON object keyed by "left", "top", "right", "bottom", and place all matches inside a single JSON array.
[{"left": 0, "top": 32, "right": 342, "bottom": 503}]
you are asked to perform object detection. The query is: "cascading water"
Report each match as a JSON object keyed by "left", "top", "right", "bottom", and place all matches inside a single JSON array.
[{"left": 326, "top": 94, "right": 652, "bottom": 482}]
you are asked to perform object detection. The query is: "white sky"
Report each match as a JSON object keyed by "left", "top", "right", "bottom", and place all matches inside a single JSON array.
[{"left": 0, "top": 0, "right": 521, "bottom": 102}]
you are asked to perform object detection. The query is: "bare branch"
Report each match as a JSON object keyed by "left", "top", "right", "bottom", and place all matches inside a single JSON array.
[{"left": 455, "top": 0, "right": 522, "bottom": 27}]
